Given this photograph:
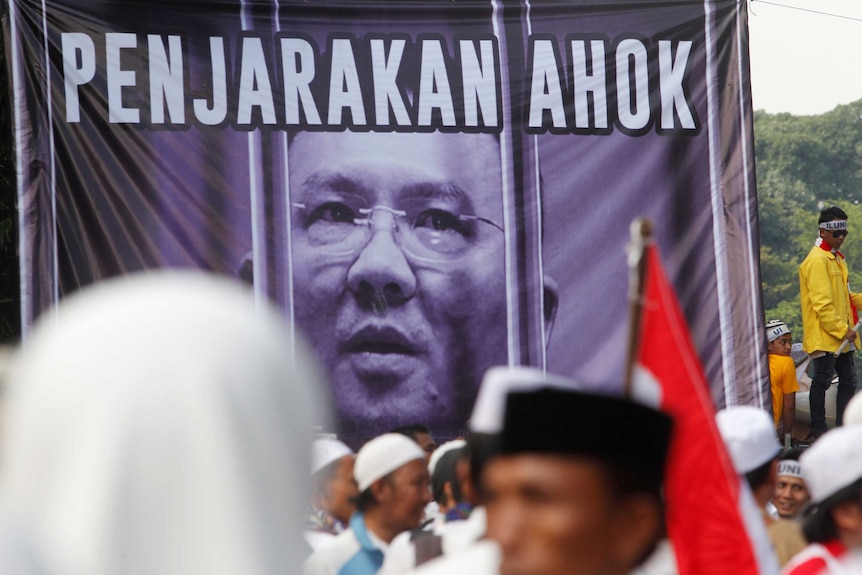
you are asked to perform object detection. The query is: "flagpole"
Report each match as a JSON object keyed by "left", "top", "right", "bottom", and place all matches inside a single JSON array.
[{"left": 624, "top": 217, "right": 653, "bottom": 398}]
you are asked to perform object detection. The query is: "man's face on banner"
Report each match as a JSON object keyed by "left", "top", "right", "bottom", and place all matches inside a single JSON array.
[{"left": 289, "top": 131, "right": 507, "bottom": 438}]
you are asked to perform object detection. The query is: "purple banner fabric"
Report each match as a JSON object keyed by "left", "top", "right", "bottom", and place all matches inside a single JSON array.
[{"left": 4, "top": 0, "right": 766, "bottom": 445}]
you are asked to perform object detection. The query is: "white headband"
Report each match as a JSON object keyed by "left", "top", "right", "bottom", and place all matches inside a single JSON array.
[
  {"left": 820, "top": 220, "right": 847, "bottom": 231},
  {"left": 767, "top": 323, "right": 791, "bottom": 343},
  {"left": 778, "top": 460, "right": 803, "bottom": 479}
]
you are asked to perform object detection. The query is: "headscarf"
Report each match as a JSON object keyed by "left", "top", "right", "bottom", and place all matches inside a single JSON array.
[{"left": 0, "top": 271, "right": 330, "bottom": 575}]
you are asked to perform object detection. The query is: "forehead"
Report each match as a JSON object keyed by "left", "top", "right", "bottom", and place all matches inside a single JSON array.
[
  {"left": 392, "top": 458, "right": 427, "bottom": 480},
  {"left": 288, "top": 131, "right": 503, "bottom": 208},
  {"left": 777, "top": 474, "right": 806, "bottom": 486},
  {"left": 486, "top": 453, "right": 610, "bottom": 495}
]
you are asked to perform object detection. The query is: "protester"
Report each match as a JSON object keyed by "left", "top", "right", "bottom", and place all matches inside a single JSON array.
[
  {"left": 406, "top": 367, "right": 585, "bottom": 575},
  {"left": 304, "top": 433, "right": 430, "bottom": 575},
  {"left": 454, "top": 366, "right": 670, "bottom": 575},
  {"left": 308, "top": 437, "right": 359, "bottom": 550},
  {"left": 799, "top": 204, "right": 862, "bottom": 441},
  {"left": 781, "top": 426, "right": 862, "bottom": 574},
  {"left": 392, "top": 425, "right": 438, "bottom": 465},
  {"left": 766, "top": 319, "right": 800, "bottom": 447},
  {"left": 0, "top": 271, "right": 329, "bottom": 575},
  {"left": 716, "top": 406, "right": 805, "bottom": 567},
  {"left": 377, "top": 440, "right": 469, "bottom": 575},
  {"left": 772, "top": 450, "right": 811, "bottom": 522}
]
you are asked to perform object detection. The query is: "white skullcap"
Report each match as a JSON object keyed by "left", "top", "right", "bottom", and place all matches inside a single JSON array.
[
  {"left": 765, "top": 319, "right": 791, "bottom": 343},
  {"left": 801, "top": 425, "right": 862, "bottom": 503},
  {"left": 716, "top": 406, "right": 781, "bottom": 474},
  {"left": 1, "top": 270, "right": 329, "bottom": 575},
  {"left": 428, "top": 439, "right": 467, "bottom": 477},
  {"left": 354, "top": 433, "right": 425, "bottom": 492},
  {"left": 470, "top": 366, "right": 580, "bottom": 434},
  {"left": 844, "top": 392, "right": 862, "bottom": 426},
  {"left": 312, "top": 438, "right": 354, "bottom": 476}
]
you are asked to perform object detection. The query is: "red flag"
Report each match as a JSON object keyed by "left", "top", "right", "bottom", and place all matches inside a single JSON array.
[{"left": 635, "top": 244, "right": 777, "bottom": 575}]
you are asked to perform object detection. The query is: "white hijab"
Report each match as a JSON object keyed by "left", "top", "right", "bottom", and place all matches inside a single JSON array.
[{"left": 0, "top": 271, "right": 329, "bottom": 575}]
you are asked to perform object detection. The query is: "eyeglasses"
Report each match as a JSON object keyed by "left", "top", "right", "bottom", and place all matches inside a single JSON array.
[
  {"left": 292, "top": 193, "right": 503, "bottom": 262},
  {"left": 832, "top": 230, "right": 849, "bottom": 239}
]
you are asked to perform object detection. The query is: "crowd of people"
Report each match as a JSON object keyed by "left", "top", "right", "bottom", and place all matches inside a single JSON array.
[{"left": 0, "top": 204, "right": 858, "bottom": 575}]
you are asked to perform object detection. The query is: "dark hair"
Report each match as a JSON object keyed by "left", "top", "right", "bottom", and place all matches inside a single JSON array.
[
  {"left": 391, "top": 424, "right": 431, "bottom": 442},
  {"left": 432, "top": 447, "right": 465, "bottom": 506},
  {"left": 803, "top": 477, "right": 862, "bottom": 544},
  {"left": 352, "top": 472, "right": 396, "bottom": 513},
  {"left": 819, "top": 205, "right": 848, "bottom": 224},
  {"left": 353, "top": 487, "right": 378, "bottom": 513},
  {"left": 744, "top": 458, "right": 775, "bottom": 492},
  {"left": 780, "top": 448, "right": 803, "bottom": 462},
  {"left": 465, "top": 432, "right": 497, "bottom": 497}
]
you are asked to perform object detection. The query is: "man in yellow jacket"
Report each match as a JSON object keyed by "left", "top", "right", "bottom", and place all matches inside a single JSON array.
[{"left": 799, "top": 205, "right": 862, "bottom": 442}]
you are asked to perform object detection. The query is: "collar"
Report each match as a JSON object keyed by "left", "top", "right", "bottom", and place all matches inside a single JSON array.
[
  {"left": 823, "top": 538, "right": 849, "bottom": 559},
  {"left": 349, "top": 511, "right": 388, "bottom": 553},
  {"left": 445, "top": 502, "right": 474, "bottom": 522},
  {"left": 817, "top": 238, "right": 844, "bottom": 259}
]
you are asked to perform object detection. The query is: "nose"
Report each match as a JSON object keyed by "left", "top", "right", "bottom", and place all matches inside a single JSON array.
[
  {"left": 486, "top": 502, "right": 523, "bottom": 554},
  {"left": 347, "top": 210, "right": 417, "bottom": 311}
]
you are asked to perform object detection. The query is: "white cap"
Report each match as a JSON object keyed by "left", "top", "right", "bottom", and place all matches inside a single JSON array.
[
  {"left": 470, "top": 366, "right": 580, "bottom": 434},
  {"left": 716, "top": 406, "right": 781, "bottom": 474},
  {"left": 844, "top": 392, "right": 862, "bottom": 426},
  {"left": 312, "top": 437, "right": 354, "bottom": 475},
  {"left": 801, "top": 425, "right": 862, "bottom": 503},
  {"left": 354, "top": 433, "right": 425, "bottom": 492},
  {"left": 428, "top": 439, "right": 467, "bottom": 477},
  {"left": 765, "top": 320, "right": 791, "bottom": 343}
]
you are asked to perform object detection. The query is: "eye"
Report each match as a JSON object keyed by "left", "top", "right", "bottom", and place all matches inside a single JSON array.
[
  {"left": 414, "top": 209, "right": 470, "bottom": 236},
  {"left": 307, "top": 202, "right": 357, "bottom": 225}
]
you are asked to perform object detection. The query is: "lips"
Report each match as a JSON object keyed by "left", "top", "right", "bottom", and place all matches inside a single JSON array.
[
  {"left": 346, "top": 325, "right": 420, "bottom": 356},
  {"left": 342, "top": 324, "right": 425, "bottom": 383}
]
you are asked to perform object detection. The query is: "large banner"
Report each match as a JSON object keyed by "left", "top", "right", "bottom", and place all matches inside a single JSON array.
[{"left": 5, "top": 0, "right": 767, "bottom": 444}]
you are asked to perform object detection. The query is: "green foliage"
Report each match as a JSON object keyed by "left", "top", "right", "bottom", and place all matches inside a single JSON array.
[{"left": 757, "top": 100, "right": 862, "bottom": 346}]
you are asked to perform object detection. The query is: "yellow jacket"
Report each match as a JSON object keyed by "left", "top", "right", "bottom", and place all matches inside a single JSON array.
[{"left": 799, "top": 244, "right": 862, "bottom": 353}]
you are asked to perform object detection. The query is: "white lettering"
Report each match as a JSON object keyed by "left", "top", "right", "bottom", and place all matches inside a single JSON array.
[
  {"left": 328, "top": 38, "right": 366, "bottom": 125},
  {"left": 106, "top": 33, "right": 139, "bottom": 123},
  {"left": 148, "top": 35, "right": 184, "bottom": 124},
  {"left": 371, "top": 39, "right": 410, "bottom": 126},
  {"left": 61, "top": 33, "right": 96, "bottom": 123},
  {"left": 528, "top": 40, "right": 565, "bottom": 128},
  {"left": 417, "top": 40, "right": 456, "bottom": 126},
  {"left": 571, "top": 40, "right": 607, "bottom": 129},
  {"left": 460, "top": 39, "right": 497, "bottom": 127},
  {"left": 615, "top": 39, "right": 650, "bottom": 131},
  {"left": 237, "top": 37, "right": 276, "bottom": 125},
  {"left": 281, "top": 38, "right": 321, "bottom": 125},
  {"left": 659, "top": 40, "right": 695, "bottom": 130},
  {"left": 193, "top": 37, "right": 228, "bottom": 125}
]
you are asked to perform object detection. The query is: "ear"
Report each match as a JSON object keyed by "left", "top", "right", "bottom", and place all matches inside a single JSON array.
[
  {"left": 543, "top": 275, "right": 559, "bottom": 343},
  {"left": 370, "top": 477, "right": 393, "bottom": 504},
  {"left": 831, "top": 499, "right": 862, "bottom": 534},
  {"left": 610, "top": 495, "right": 663, "bottom": 569}
]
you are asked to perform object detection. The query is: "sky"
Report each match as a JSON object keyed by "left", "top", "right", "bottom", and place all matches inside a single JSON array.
[{"left": 747, "top": 0, "right": 862, "bottom": 116}]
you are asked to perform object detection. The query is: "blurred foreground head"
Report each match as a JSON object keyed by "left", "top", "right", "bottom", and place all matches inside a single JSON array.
[
  {"left": 476, "top": 367, "right": 673, "bottom": 575},
  {"left": 0, "top": 271, "right": 330, "bottom": 575}
]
